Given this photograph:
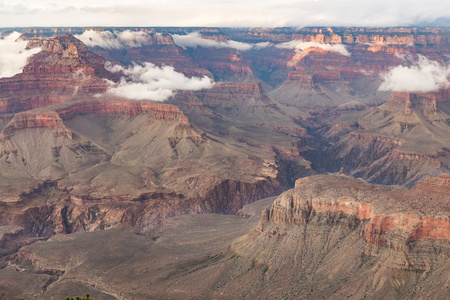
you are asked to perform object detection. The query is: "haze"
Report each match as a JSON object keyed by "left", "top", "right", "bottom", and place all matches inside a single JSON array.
[{"left": 1, "top": 0, "right": 449, "bottom": 27}]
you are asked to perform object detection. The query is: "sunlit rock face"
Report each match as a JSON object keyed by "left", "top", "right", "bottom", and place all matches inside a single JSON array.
[
  {"left": 0, "top": 34, "right": 114, "bottom": 114},
  {"left": 262, "top": 175, "right": 449, "bottom": 247},
  {"left": 224, "top": 175, "right": 449, "bottom": 299}
]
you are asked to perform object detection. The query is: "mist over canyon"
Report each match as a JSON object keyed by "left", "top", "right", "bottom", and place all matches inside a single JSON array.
[{"left": 0, "top": 26, "right": 448, "bottom": 299}]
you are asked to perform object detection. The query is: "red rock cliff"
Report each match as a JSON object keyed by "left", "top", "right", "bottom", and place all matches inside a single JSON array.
[
  {"left": 261, "top": 175, "right": 449, "bottom": 248},
  {"left": 24, "top": 34, "right": 110, "bottom": 78},
  {"left": 0, "top": 112, "right": 72, "bottom": 139},
  {"left": 0, "top": 34, "right": 113, "bottom": 113},
  {"left": 56, "top": 100, "right": 190, "bottom": 125}
]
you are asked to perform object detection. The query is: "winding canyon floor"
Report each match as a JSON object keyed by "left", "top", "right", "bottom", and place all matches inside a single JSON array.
[
  {"left": 1, "top": 177, "right": 448, "bottom": 300},
  {"left": 0, "top": 197, "right": 275, "bottom": 300}
]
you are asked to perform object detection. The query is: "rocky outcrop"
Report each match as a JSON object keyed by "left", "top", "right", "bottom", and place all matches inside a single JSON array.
[
  {"left": 387, "top": 151, "right": 442, "bottom": 167},
  {"left": 24, "top": 34, "right": 111, "bottom": 78},
  {"left": 320, "top": 90, "right": 450, "bottom": 187},
  {"left": 412, "top": 173, "right": 450, "bottom": 195},
  {"left": 0, "top": 34, "right": 114, "bottom": 114},
  {"left": 194, "top": 82, "right": 272, "bottom": 106},
  {"left": 56, "top": 100, "right": 190, "bottom": 125},
  {"left": 287, "top": 72, "right": 317, "bottom": 88},
  {"left": 190, "top": 48, "right": 254, "bottom": 81},
  {"left": 200, "top": 179, "right": 281, "bottom": 215},
  {"left": 387, "top": 91, "right": 444, "bottom": 115},
  {"left": 261, "top": 175, "right": 449, "bottom": 247},
  {"left": 224, "top": 174, "right": 449, "bottom": 299},
  {"left": 0, "top": 112, "right": 72, "bottom": 140}
]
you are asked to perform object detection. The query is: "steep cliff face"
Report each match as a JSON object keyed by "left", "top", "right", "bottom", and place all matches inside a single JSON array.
[
  {"left": 190, "top": 48, "right": 254, "bottom": 82},
  {"left": 0, "top": 34, "right": 112, "bottom": 113},
  {"left": 0, "top": 177, "right": 281, "bottom": 237},
  {"left": 0, "top": 112, "right": 72, "bottom": 140},
  {"left": 227, "top": 175, "right": 449, "bottom": 299},
  {"left": 261, "top": 175, "right": 449, "bottom": 246},
  {"left": 269, "top": 47, "right": 381, "bottom": 108},
  {"left": 56, "top": 100, "right": 189, "bottom": 125},
  {"left": 24, "top": 34, "right": 110, "bottom": 77}
]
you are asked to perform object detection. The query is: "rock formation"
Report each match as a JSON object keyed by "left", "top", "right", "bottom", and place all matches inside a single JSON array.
[
  {"left": 0, "top": 112, "right": 72, "bottom": 140},
  {"left": 316, "top": 91, "right": 450, "bottom": 187},
  {"left": 228, "top": 175, "right": 449, "bottom": 299},
  {"left": 0, "top": 34, "right": 112, "bottom": 114},
  {"left": 260, "top": 175, "right": 449, "bottom": 247}
]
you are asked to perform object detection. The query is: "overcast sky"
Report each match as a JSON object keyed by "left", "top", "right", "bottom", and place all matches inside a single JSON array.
[{"left": 0, "top": 0, "right": 449, "bottom": 27}]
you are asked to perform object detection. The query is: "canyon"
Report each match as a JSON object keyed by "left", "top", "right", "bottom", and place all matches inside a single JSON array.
[
  {"left": 1, "top": 175, "right": 447, "bottom": 299},
  {"left": 0, "top": 27, "right": 448, "bottom": 299}
]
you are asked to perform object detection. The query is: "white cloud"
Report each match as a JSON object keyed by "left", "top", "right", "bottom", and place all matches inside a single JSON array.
[
  {"left": 172, "top": 32, "right": 253, "bottom": 51},
  {"left": 116, "top": 30, "right": 152, "bottom": 48},
  {"left": 276, "top": 40, "right": 351, "bottom": 56},
  {"left": 0, "top": 32, "right": 41, "bottom": 78},
  {"left": 105, "top": 62, "right": 214, "bottom": 101},
  {"left": 253, "top": 42, "right": 273, "bottom": 49},
  {"left": 378, "top": 55, "right": 450, "bottom": 92},
  {"left": 75, "top": 30, "right": 123, "bottom": 49},
  {"left": 75, "top": 29, "right": 154, "bottom": 49}
]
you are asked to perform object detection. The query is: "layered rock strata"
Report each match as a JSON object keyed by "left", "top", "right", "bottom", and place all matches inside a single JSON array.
[
  {"left": 261, "top": 175, "right": 449, "bottom": 247},
  {"left": 324, "top": 91, "right": 450, "bottom": 186},
  {"left": 225, "top": 174, "right": 449, "bottom": 299}
]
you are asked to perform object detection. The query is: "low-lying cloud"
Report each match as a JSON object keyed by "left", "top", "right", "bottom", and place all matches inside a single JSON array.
[
  {"left": 172, "top": 32, "right": 254, "bottom": 51},
  {"left": 378, "top": 55, "right": 450, "bottom": 92},
  {"left": 0, "top": 32, "right": 41, "bottom": 78},
  {"left": 78, "top": 30, "right": 352, "bottom": 57},
  {"left": 105, "top": 62, "right": 213, "bottom": 101},
  {"left": 75, "top": 30, "right": 154, "bottom": 49},
  {"left": 276, "top": 40, "right": 351, "bottom": 56}
]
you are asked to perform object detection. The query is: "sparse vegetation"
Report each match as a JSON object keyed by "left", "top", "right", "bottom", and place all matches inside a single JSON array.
[{"left": 65, "top": 294, "right": 90, "bottom": 300}]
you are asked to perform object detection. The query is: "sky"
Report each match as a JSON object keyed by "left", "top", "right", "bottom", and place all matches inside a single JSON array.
[{"left": 0, "top": 0, "right": 449, "bottom": 28}]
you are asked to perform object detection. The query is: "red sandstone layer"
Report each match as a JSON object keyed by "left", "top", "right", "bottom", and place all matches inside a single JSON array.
[
  {"left": 0, "top": 112, "right": 72, "bottom": 139},
  {"left": 262, "top": 175, "right": 449, "bottom": 247},
  {"left": 56, "top": 100, "right": 190, "bottom": 125}
]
